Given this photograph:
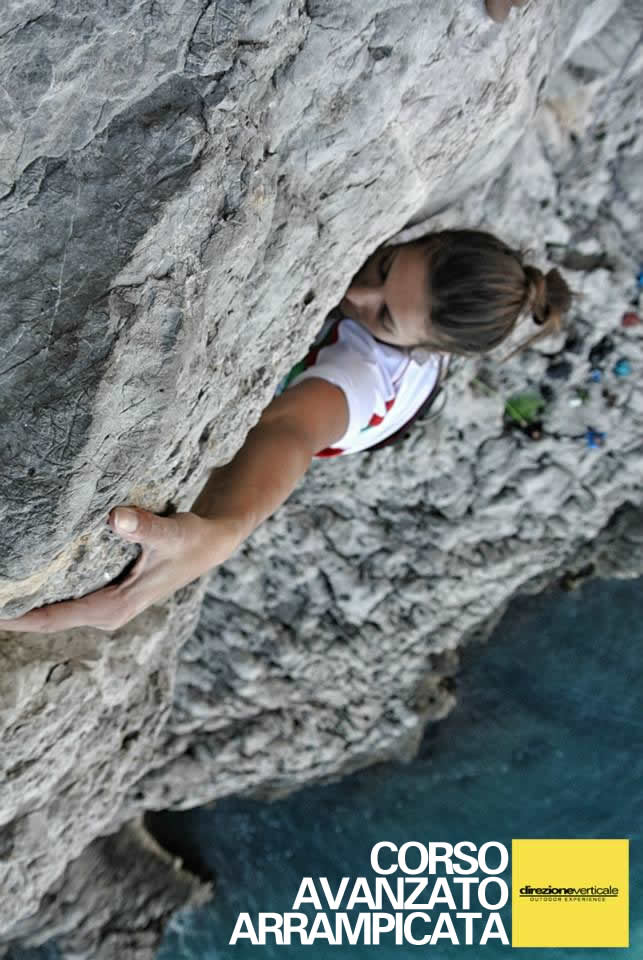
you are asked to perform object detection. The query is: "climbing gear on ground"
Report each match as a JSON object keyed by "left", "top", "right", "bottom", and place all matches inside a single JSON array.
[
  {"left": 588, "top": 335, "right": 614, "bottom": 367},
  {"left": 585, "top": 427, "right": 606, "bottom": 449},
  {"left": 613, "top": 358, "right": 631, "bottom": 377},
  {"left": 622, "top": 312, "right": 640, "bottom": 327}
]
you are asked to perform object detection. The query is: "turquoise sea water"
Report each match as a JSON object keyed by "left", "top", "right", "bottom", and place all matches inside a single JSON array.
[
  {"left": 6, "top": 576, "right": 641, "bottom": 959},
  {"left": 153, "top": 576, "right": 642, "bottom": 959}
]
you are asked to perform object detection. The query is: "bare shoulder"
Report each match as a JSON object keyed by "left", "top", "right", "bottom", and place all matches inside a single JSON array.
[{"left": 260, "top": 377, "right": 349, "bottom": 453}]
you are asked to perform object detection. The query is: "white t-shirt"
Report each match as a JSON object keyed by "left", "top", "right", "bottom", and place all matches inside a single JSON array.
[{"left": 275, "top": 313, "right": 444, "bottom": 457}]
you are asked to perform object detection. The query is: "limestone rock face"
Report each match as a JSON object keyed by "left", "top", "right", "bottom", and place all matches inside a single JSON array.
[
  {"left": 1, "top": 0, "right": 642, "bottom": 954},
  {"left": 0, "top": 822, "right": 210, "bottom": 959}
]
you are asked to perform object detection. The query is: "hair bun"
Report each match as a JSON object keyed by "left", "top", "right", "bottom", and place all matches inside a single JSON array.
[
  {"left": 524, "top": 265, "right": 572, "bottom": 329},
  {"left": 544, "top": 267, "right": 573, "bottom": 318},
  {"left": 524, "top": 265, "right": 547, "bottom": 325}
]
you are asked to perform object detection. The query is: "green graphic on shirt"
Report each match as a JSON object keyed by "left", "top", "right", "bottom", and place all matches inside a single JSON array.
[
  {"left": 279, "top": 318, "right": 340, "bottom": 394},
  {"left": 280, "top": 359, "right": 307, "bottom": 391}
]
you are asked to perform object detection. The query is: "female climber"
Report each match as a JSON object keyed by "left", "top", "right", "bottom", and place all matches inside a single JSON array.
[{"left": 0, "top": 229, "right": 571, "bottom": 634}]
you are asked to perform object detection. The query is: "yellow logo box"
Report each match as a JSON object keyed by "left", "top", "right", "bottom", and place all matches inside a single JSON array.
[{"left": 512, "top": 839, "right": 629, "bottom": 948}]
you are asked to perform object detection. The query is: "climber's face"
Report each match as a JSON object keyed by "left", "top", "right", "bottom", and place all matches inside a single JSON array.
[{"left": 338, "top": 241, "right": 431, "bottom": 348}]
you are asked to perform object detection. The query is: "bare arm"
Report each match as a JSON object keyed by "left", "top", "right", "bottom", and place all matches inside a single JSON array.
[
  {"left": 0, "top": 377, "right": 349, "bottom": 632},
  {"left": 191, "top": 376, "right": 349, "bottom": 552}
]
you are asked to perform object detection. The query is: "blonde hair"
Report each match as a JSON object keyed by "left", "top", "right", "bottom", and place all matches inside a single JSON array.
[{"left": 412, "top": 229, "right": 573, "bottom": 361}]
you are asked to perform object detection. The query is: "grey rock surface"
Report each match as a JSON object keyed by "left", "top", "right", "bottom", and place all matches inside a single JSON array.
[
  {"left": 0, "top": 821, "right": 210, "bottom": 959},
  {"left": 130, "top": 0, "right": 643, "bottom": 811},
  {"left": 0, "top": 0, "right": 641, "bottom": 954}
]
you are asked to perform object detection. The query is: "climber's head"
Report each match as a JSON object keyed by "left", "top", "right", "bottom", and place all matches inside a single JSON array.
[
  {"left": 339, "top": 242, "right": 431, "bottom": 348},
  {"left": 339, "top": 229, "right": 573, "bottom": 359}
]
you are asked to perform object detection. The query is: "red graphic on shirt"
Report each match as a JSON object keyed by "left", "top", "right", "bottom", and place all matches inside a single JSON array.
[
  {"left": 307, "top": 320, "right": 403, "bottom": 457},
  {"left": 366, "top": 397, "right": 396, "bottom": 427},
  {"left": 315, "top": 397, "right": 396, "bottom": 457},
  {"left": 315, "top": 446, "right": 345, "bottom": 458}
]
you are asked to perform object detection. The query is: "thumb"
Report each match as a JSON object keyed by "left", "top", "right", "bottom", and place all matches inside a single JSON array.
[{"left": 110, "top": 505, "right": 179, "bottom": 549}]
